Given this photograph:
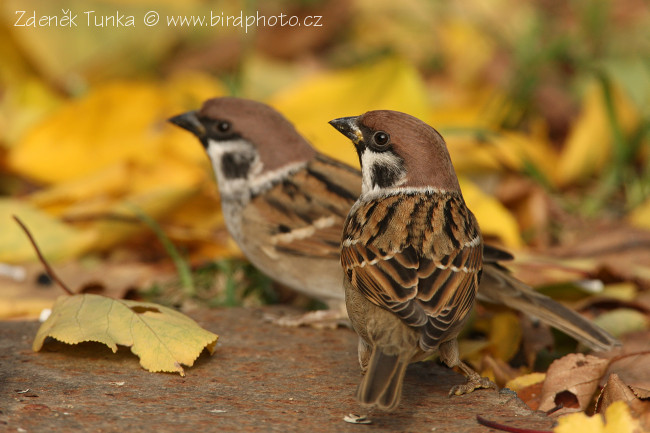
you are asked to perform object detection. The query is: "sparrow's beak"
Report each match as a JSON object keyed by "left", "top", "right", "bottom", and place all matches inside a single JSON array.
[
  {"left": 329, "top": 116, "right": 363, "bottom": 145},
  {"left": 168, "top": 111, "right": 205, "bottom": 139}
]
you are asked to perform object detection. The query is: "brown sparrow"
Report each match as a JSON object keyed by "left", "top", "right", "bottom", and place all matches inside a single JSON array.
[
  {"left": 169, "top": 97, "right": 358, "bottom": 324},
  {"left": 332, "top": 110, "right": 498, "bottom": 410},
  {"left": 168, "top": 98, "right": 619, "bottom": 351}
]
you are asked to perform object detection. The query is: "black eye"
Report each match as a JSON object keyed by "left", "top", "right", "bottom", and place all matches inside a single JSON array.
[
  {"left": 217, "top": 121, "right": 231, "bottom": 133},
  {"left": 373, "top": 131, "right": 390, "bottom": 146}
]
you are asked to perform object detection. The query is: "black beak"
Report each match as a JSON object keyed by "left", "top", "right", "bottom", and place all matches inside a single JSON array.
[
  {"left": 168, "top": 111, "right": 205, "bottom": 139},
  {"left": 328, "top": 116, "right": 362, "bottom": 145}
]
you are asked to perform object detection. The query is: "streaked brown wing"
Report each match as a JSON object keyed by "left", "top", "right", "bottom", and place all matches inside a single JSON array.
[
  {"left": 342, "top": 192, "right": 482, "bottom": 350},
  {"left": 246, "top": 154, "right": 361, "bottom": 260}
]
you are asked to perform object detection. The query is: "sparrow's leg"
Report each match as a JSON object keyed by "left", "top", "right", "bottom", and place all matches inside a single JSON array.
[
  {"left": 439, "top": 339, "right": 497, "bottom": 396},
  {"left": 357, "top": 337, "right": 371, "bottom": 374}
]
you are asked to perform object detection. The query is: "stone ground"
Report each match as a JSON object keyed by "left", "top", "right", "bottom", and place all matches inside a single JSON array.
[{"left": 0, "top": 306, "right": 554, "bottom": 432}]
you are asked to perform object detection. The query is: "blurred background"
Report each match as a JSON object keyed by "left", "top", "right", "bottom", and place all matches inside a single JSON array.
[{"left": 1, "top": 0, "right": 650, "bottom": 363}]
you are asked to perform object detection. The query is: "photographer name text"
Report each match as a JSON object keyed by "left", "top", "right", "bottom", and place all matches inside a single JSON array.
[{"left": 14, "top": 9, "right": 323, "bottom": 32}]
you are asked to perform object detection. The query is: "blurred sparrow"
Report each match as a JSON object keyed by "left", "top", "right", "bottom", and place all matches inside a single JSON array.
[
  {"left": 168, "top": 98, "right": 619, "bottom": 351},
  {"left": 169, "top": 97, "right": 358, "bottom": 325},
  {"left": 332, "top": 110, "right": 497, "bottom": 410}
]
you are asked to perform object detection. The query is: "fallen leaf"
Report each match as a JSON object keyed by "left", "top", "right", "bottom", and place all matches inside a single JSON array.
[
  {"left": 459, "top": 178, "right": 523, "bottom": 248},
  {"left": 480, "top": 354, "right": 520, "bottom": 386},
  {"left": 628, "top": 197, "right": 650, "bottom": 232},
  {"left": 33, "top": 294, "right": 218, "bottom": 376},
  {"left": 1, "top": 199, "right": 96, "bottom": 264},
  {"left": 505, "top": 372, "right": 547, "bottom": 393},
  {"left": 596, "top": 373, "right": 648, "bottom": 416},
  {"left": 592, "top": 309, "right": 649, "bottom": 340},
  {"left": 554, "top": 400, "right": 642, "bottom": 433},
  {"left": 8, "top": 79, "right": 214, "bottom": 184},
  {"left": 1, "top": 1, "right": 207, "bottom": 85},
  {"left": 505, "top": 372, "right": 546, "bottom": 411},
  {"left": 539, "top": 353, "right": 609, "bottom": 415},
  {"left": 0, "top": 261, "right": 162, "bottom": 320},
  {"left": 487, "top": 311, "right": 523, "bottom": 362},
  {"left": 555, "top": 81, "right": 640, "bottom": 187},
  {"left": 520, "top": 315, "right": 554, "bottom": 367},
  {"left": 598, "top": 331, "right": 650, "bottom": 399},
  {"left": 269, "top": 57, "right": 433, "bottom": 170},
  {"left": 4, "top": 73, "right": 229, "bottom": 258}
]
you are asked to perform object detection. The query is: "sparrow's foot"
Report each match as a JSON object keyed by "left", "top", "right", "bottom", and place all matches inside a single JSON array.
[
  {"left": 439, "top": 339, "right": 498, "bottom": 396},
  {"left": 448, "top": 375, "right": 497, "bottom": 396},
  {"left": 266, "top": 309, "right": 350, "bottom": 330}
]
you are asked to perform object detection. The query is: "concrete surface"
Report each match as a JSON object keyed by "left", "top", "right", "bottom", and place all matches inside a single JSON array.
[{"left": 0, "top": 306, "right": 553, "bottom": 432}]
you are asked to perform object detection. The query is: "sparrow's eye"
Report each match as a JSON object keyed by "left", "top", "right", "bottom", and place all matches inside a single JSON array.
[
  {"left": 217, "top": 121, "right": 231, "bottom": 133},
  {"left": 373, "top": 131, "right": 390, "bottom": 146}
]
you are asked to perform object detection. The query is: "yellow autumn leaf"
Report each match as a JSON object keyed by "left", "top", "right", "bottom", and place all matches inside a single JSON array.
[
  {"left": 1, "top": 1, "right": 209, "bottom": 84},
  {"left": 628, "top": 198, "right": 650, "bottom": 231},
  {"left": 505, "top": 372, "right": 546, "bottom": 393},
  {"left": 33, "top": 294, "right": 218, "bottom": 376},
  {"left": 5, "top": 74, "right": 226, "bottom": 255},
  {"left": 555, "top": 81, "right": 640, "bottom": 187},
  {"left": 269, "top": 57, "right": 433, "bottom": 169},
  {"left": 487, "top": 311, "right": 523, "bottom": 362},
  {"left": 0, "top": 199, "right": 96, "bottom": 264},
  {"left": 447, "top": 128, "right": 558, "bottom": 178},
  {"left": 9, "top": 78, "right": 220, "bottom": 184},
  {"left": 351, "top": 0, "right": 438, "bottom": 65},
  {"left": 554, "top": 400, "right": 641, "bottom": 433},
  {"left": 437, "top": 19, "right": 496, "bottom": 87},
  {"left": 0, "top": 76, "right": 62, "bottom": 148},
  {"left": 459, "top": 178, "right": 523, "bottom": 248},
  {"left": 83, "top": 186, "right": 200, "bottom": 252}
]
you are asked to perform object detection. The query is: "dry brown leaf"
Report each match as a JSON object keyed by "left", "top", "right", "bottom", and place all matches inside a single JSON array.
[
  {"left": 598, "top": 331, "right": 650, "bottom": 399},
  {"left": 506, "top": 372, "right": 546, "bottom": 410},
  {"left": 539, "top": 353, "right": 610, "bottom": 415},
  {"left": 596, "top": 373, "right": 650, "bottom": 419},
  {"left": 521, "top": 315, "right": 554, "bottom": 368}
]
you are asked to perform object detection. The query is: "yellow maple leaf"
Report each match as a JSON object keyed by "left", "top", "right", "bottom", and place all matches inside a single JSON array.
[{"left": 33, "top": 294, "right": 218, "bottom": 376}]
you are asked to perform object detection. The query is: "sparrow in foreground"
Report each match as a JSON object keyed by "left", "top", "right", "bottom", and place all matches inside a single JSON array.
[
  {"left": 168, "top": 98, "right": 619, "bottom": 352},
  {"left": 332, "top": 110, "right": 497, "bottom": 410}
]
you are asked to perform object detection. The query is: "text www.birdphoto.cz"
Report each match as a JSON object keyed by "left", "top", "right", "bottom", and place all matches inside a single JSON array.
[{"left": 13, "top": 9, "right": 323, "bottom": 33}]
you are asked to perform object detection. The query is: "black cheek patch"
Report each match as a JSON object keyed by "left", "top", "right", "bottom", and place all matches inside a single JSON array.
[
  {"left": 371, "top": 164, "right": 401, "bottom": 188},
  {"left": 221, "top": 152, "right": 255, "bottom": 179}
]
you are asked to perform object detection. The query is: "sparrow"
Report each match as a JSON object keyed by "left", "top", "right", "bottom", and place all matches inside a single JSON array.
[
  {"left": 332, "top": 110, "right": 497, "bottom": 410},
  {"left": 169, "top": 97, "right": 359, "bottom": 324},
  {"left": 168, "top": 97, "right": 619, "bottom": 352}
]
